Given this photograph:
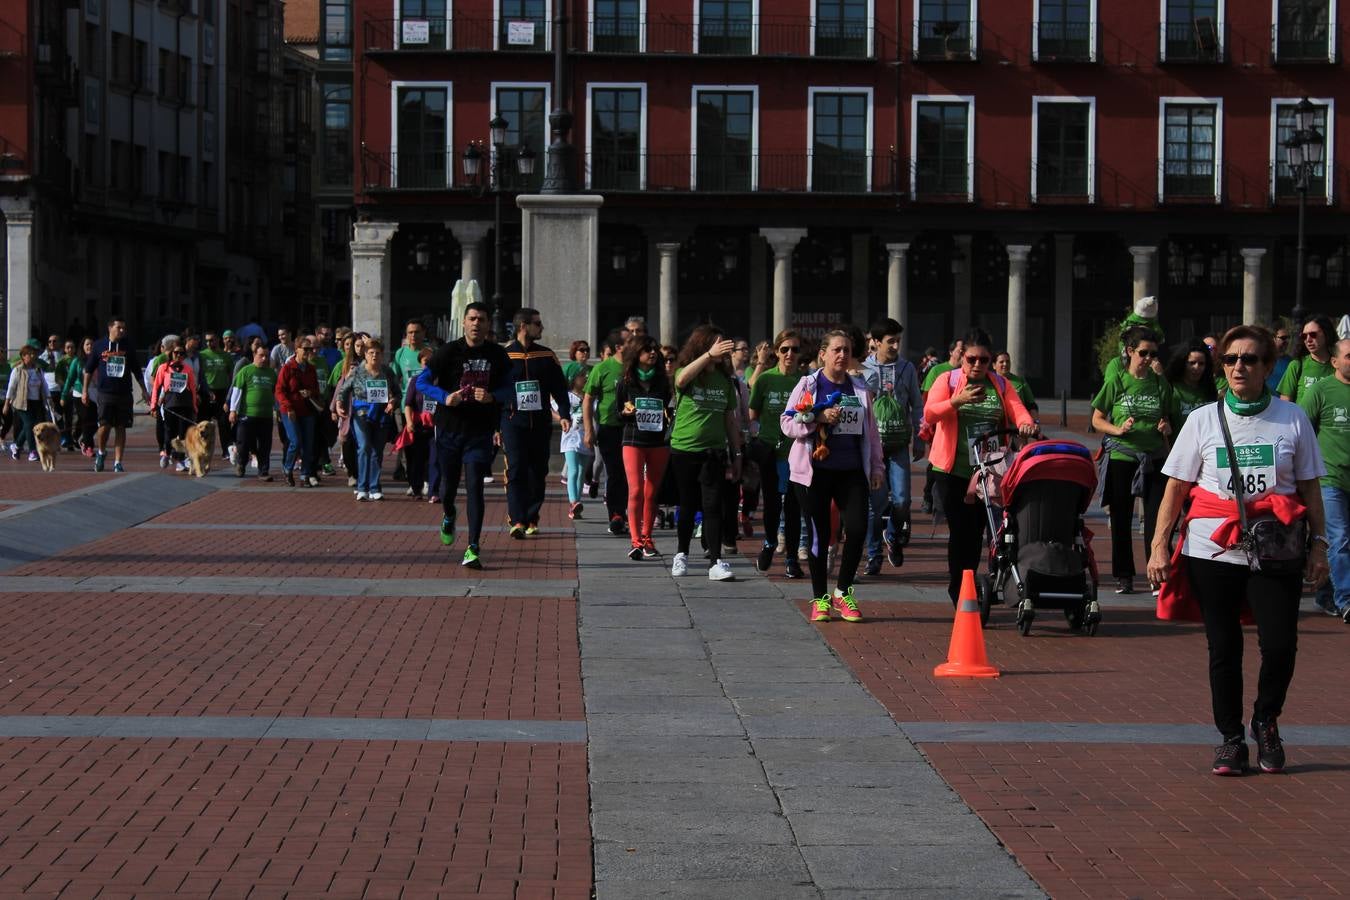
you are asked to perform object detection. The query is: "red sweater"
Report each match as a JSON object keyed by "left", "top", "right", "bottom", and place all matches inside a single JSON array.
[{"left": 274, "top": 359, "right": 320, "bottom": 417}]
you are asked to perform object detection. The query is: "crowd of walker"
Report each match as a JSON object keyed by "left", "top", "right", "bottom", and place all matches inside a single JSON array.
[{"left": 4, "top": 296, "right": 1347, "bottom": 776}]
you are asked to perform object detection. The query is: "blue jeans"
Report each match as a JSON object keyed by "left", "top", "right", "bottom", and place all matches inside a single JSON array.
[
  {"left": 436, "top": 429, "right": 496, "bottom": 547},
  {"left": 866, "top": 451, "right": 912, "bottom": 559},
  {"left": 280, "top": 414, "right": 316, "bottom": 478},
  {"left": 351, "top": 415, "right": 386, "bottom": 494},
  {"left": 1317, "top": 483, "right": 1350, "bottom": 613}
]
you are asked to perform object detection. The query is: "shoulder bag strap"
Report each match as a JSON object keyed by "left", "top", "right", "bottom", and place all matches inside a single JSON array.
[{"left": 1215, "top": 392, "right": 1248, "bottom": 537}]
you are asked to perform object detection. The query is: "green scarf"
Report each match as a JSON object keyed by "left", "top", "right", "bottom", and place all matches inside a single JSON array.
[
  {"left": 637, "top": 367, "right": 655, "bottom": 381},
  {"left": 1225, "top": 388, "right": 1271, "bottom": 417}
]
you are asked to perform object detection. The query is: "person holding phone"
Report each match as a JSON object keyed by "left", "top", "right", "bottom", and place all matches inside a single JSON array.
[{"left": 1092, "top": 326, "right": 1175, "bottom": 595}]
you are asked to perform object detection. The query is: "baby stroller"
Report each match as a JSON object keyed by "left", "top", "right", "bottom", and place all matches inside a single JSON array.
[{"left": 969, "top": 431, "right": 1101, "bottom": 637}]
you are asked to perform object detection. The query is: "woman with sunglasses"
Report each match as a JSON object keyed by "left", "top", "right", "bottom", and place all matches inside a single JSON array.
[
  {"left": 1277, "top": 313, "right": 1337, "bottom": 403},
  {"left": 563, "top": 340, "right": 591, "bottom": 383},
  {"left": 1092, "top": 325, "right": 1175, "bottom": 595},
  {"left": 925, "top": 328, "right": 1037, "bottom": 606},
  {"left": 1166, "top": 339, "right": 1218, "bottom": 430},
  {"left": 148, "top": 345, "right": 199, "bottom": 473},
  {"left": 1149, "top": 326, "right": 1328, "bottom": 775},
  {"left": 748, "top": 329, "right": 807, "bottom": 579},
  {"left": 615, "top": 336, "right": 672, "bottom": 559}
]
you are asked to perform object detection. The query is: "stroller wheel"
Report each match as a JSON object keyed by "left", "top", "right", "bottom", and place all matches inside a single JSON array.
[
  {"left": 975, "top": 574, "right": 994, "bottom": 628},
  {"left": 1065, "top": 607, "right": 1084, "bottom": 631},
  {"left": 1082, "top": 597, "right": 1102, "bottom": 636},
  {"left": 1016, "top": 602, "right": 1035, "bottom": 637}
]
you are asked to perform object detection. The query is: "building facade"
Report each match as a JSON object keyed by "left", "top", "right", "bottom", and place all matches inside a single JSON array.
[{"left": 351, "top": 0, "right": 1346, "bottom": 395}]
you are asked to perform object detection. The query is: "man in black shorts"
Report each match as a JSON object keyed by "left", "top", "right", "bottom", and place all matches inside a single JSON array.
[{"left": 82, "top": 317, "right": 150, "bottom": 473}]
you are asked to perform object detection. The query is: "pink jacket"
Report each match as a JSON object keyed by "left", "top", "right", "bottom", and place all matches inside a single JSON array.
[
  {"left": 923, "top": 369, "right": 1034, "bottom": 473},
  {"left": 780, "top": 373, "right": 884, "bottom": 488}
]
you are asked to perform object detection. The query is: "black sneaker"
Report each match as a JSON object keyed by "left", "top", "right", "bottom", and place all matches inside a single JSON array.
[
  {"left": 1342, "top": 606, "right": 1350, "bottom": 625},
  {"left": 755, "top": 544, "right": 774, "bottom": 573},
  {"left": 864, "top": 556, "right": 883, "bottom": 577},
  {"left": 1212, "top": 738, "right": 1249, "bottom": 776},
  {"left": 284, "top": 469, "right": 296, "bottom": 487},
  {"left": 1250, "top": 718, "right": 1285, "bottom": 773},
  {"left": 607, "top": 516, "right": 626, "bottom": 536},
  {"left": 785, "top": 557, "right": 804, "bottom": 579},
  {"left": 1114, "top": 577, "right": 1134, "bottom": 595},
  {"left": 587, "top": 481, "right": 599, "bottom": 499},
  {"left": 885, "top": 538, "right": 903, "bottom": 568},
  {"left": 627, "top": 545, "right": 643, "bottom": 561}
]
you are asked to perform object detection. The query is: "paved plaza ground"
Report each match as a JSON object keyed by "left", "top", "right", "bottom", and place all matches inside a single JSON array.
[{"left": 0, "top": 410, "right": 1348, "bottom": 898}]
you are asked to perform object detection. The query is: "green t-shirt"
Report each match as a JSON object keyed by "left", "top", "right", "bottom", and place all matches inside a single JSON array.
[
  {"left": 198, "top": 348, "right": 232, "bottom": 390},
  {"left": 921, "top": 362, "right": 954, "bottom": 392},
  {"left": 749, "top": 368, "right": 800, "bottom": 459},
  {"left": 232, "top": 364, "right": 277, "bottom": 418},
  {"left": 1170, "top": 381, "right": 1210, "bottom": 428},
  {"left": 1277, "top": 356, "right": 1335, "bottom": 402},
  {"left": 312, "top": 352, "right": 332, "bottom": 398},
  {"left": 394, "top": 345, "right": 425, "bottom": 393},
  {"left": 940, "top": 377, "right": 1006, "bottom": 479},
  {"left": 584, "top": 357, "right": 623, "bottom": 427},
  {"left": 1092, "top": 370, "right": 1173, "bottom": 461},
  {"left": 329, "top": 362, "right": 349, "bottom": 389},
  {"left": 670, "top": 368, "right": 735, "bottom": 452},
  {"left": 1006, "top": 372, "right": 1036, "bottom": 410},
  {"left": 1298, "top": 375, "right": 1350, "bottom": 492}
]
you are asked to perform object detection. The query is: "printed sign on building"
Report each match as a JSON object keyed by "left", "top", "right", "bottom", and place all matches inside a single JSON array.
[
  {"left": 507, "top": 21, "right": 536, "bottom": 45},
  {"left": 401, "top": 20, "right": 430, "bottom": 44}
]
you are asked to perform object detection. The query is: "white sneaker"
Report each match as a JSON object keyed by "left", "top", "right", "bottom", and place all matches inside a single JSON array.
[
  {"left": 355, "top": 491, "right": 369, "bottom": 501},
  {"left": 228, "top": 444, "right": 238, "bottom": 465},
  {"left": 708, "top": 560, "right": 735, "bottom": 582},
  {"left": 671, "top": 552, "right": 688, "bottom": 577},
  {"left": 405, "top": 486, "right": 416, "bottom": 496},
  {"left": 369, "top": 491, "right": 383, "bottom": 500},
  {"left": 307, "top": 476, "right": 319, "bottom": 487},
  {"left": 798, "top": 546, "right": 810, "bottom": 561}
]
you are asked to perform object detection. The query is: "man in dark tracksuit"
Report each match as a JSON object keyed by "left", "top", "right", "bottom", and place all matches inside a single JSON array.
[{"left": 497, "top": 307, "right": 570, "bottom": 536}]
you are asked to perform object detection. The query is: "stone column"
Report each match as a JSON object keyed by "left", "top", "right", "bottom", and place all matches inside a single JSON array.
[
  {"left": 1240, "top": 248, "right": 1267, "bottom": 325},
  {"left": 518, "top": 194, "right": 605, "bottom": 356},
  {"left": 350, "top": 220, "right": 399, "bottom": 342},
  {"left": 656, "top": 241, "right": 681, "bottom": 346},
  {"left": 885, "top": 242, "right": 909, "bottom": 350},
  {"left": 1005, "top": 245, "right": 1032, "bottom": 373},
  {"left": 1, "top": 196, "right": 35, "bottom": 350},
  {"left": 1053, "top": 234, "right": 1075, "bottom": 398},
  {"left": 451, "top": 221, "right": 491, "bottom": 287},
  {"left": 1128, "top": 245, "right": 1158, "bottom": 304},
  {"left": 760, "top": 228, "right": 807, "bottom": 340},
  {"left": 953, "top": 234, "right": 973, "bottom": 331}
]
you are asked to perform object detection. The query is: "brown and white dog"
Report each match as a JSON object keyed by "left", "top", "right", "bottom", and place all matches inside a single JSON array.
[
  {"left": 32, "top": 422, "right": 60, "bottom": 472},
  {"left": 171, "top": 420, "right": 217, "bottom": 478}
]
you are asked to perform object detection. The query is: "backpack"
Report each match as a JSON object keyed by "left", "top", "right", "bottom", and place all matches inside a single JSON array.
[{"left": 873, "top": 391, "right": 910, "bottom": 454}]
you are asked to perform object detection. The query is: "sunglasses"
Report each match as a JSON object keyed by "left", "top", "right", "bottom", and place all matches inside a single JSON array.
[
  {"left": 964, "top": 355, "right": 991, "bottom": 365},
  {"left": 1135, "top": 349, "right": 1157, "bottom": 359},
  {"left": 171, "top": 350, "right": 186, "bottom": 357},
  {"left": 778, "top": 345, "right": 801, "bottom": 353},
  {"left": 1302, "top": 331, "right": 1322, "bottom": 340},
  {"left": 1221, "top": 353, "right": 1262, "bottom": 366},
  {"left": 298, "top": 345, "right": 314, "bottom": 351}
]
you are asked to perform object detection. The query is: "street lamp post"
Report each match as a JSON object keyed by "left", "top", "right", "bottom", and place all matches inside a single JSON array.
[
  {"left": 462, "top": 116, "right": 536, "bottom": 340},
  {"left": 1283, "top": 97, "right": 1325, "bottom": 326}
]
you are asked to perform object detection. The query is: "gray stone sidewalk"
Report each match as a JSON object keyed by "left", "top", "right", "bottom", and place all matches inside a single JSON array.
[{"left": 576, "top": 520, "right": 1043, "bottom": 898}]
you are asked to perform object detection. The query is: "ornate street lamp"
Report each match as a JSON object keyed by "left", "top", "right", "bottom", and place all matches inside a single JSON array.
[
  {"left": 463, "top": 119, "right": 537, "bottom": 339},
  {"left": 1283, "top": 97, "right": 1325, "bottom": 326}
]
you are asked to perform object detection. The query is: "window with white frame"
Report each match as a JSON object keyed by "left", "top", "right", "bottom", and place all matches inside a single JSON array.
[
  {"left": 912, "top": 97, "right": 972, "bottom": 199},
  {"left": 1161, "top": 0, "right": 1222, "bottom": 61},
  {"left": 915, "top": 0, "right": 976, "bottom": 60},
  {"left": 810, "top": 89, "right": 871, "bottom": 192},
  {"left": 1032, "top": 98, "right": 1093, "bottom": 200},
  {"left": 1160, "top": 100, "right": 1220, "bottom": 200},
  {"left": 398, "top": 0, "right": 449, "bottom": 49},
  {"left": 589, "top": 85, "right": 644, "bottom": 190},
  {"left": 499, "top": 0, "right": 548, "bottom": 50},
  {"left": 494, "top": 85, "right": 549, "bottom": 191},
  {"left": 395, "top": 85, "right": 449, "bottom": 188},
  {"left": 1034, "top": 0, "right": 1093, "bottom": 61},
  {"left": 1275, "top": 0, "right": 1333, "bottom": 62},
  {"left": 593, "top": 0, "right": 641, "bottom": 52},
  {"left": 1272, "top": 99, "right": 1331, "bottom": 201},
  {"left": 698, "top": 0, "right": 754, "bottom": 54},
  {"left": 814, "top": 0, "right": 870, "bottom": 58},
  {"left": 694, "top": 89, "right": 755, "bottom": 191}
]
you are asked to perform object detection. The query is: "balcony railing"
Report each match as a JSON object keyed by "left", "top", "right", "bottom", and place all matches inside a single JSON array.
[
  {"left": 1272, "top": 22, "right": 1336, "bottom": 63},
  {"left": 910, "top": 160, "right": 974, "bottom": 201},
  {"left": 365, "top": 14, "right": 886, "bottom": 57},
  {"left": 1158, "top": 161, "right": 1222, "bottom": 204},
  {"left": 1031, "top": 160, "right": 1093, "bottom": 203},
  {"left": 1270, "top": 162, "right": 1331, "bottom": 204},
  {"left": 1159, "top": 20, "right": 1223, "bottom": 62},
  {"left": 1032, "top": 20, "right": 1094, "bottom": 61},
  {"left": 913, "top": 19, "right": 976, "bottom": 61}
]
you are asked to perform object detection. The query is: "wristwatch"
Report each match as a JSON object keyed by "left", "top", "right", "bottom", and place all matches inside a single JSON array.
[{"left": 1312, "top": 535, "right": 1331, "bottom": 549}]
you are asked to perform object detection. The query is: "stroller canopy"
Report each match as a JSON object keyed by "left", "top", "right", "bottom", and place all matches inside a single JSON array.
[{"left": 1000, "top": 440, "right": 1098, "bottom": 513}]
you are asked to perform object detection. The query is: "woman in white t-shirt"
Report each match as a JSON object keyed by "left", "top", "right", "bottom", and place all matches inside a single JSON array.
[{"left": 1148, "top": 325, "right": 1330, "bottom": 778}]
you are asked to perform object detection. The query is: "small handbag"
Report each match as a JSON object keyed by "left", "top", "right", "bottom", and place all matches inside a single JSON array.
[{"left": 1215, "top": 395, "right": 1307, "bottom": 572}]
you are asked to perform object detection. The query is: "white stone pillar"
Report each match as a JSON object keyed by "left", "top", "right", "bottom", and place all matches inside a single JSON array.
[
  {"left": 885, "top": 242, "right": 909, "bottom": 351},
  {"left": 451, "top": 221, "right": 491, "bottom": 287},
  {"left": 1128, "top": 245, "right": 1158, "bottom": 305},
  {"left": 760, "top": 227, "right": 807, "bottom": 340},
  {"left": 1, "top": 196, "right": 35, "bottom": 351},
  {"left": 953, "top": 234, "right": 973, "bottom": 331},
  {"left": 1053, "top": 234, "right": 1075, "bottom": 398},
  {"left": 656, "top": 241, "right": 681, "bottom": 346},
  {"left": 1005, "top": 245, "right": 1032, "bottom": 373},
  {"left": 350, "top": 220, "right": 398, "bottom": 342},
  {"left": 518, "top": 194, "right": 605, "bottom": 357},
  {"left": 1240, "top": 248, "right": 1267, "bottom": 325}
]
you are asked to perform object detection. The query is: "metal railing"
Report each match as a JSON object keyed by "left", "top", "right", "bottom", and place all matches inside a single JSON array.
[
  {"left": 909, "top": 160, "right": 974, "bottom": 201},
  {"left": 361, "top": 148, "right": 543, "bottom": 192},
  {"left": 365, "top": 14, "right": 886, "bottom": 57},
  {"left": 1157, "top": 160, "right": 1223, "bottom": 204},
  {"left": 1159, "top": 20, "right": 1223, "bottom": 62},
  {"left": 1032, "top": 20, "right": 1094, "bottom": 61},
  {"left": 1031, "top": 160, "right": 1093, "bottom": 202},
  {"left": 913, "top": 18, "right": 976, "bottom": 61},
  {"left": 1271, "top": 22, "right": 1336, "bottom": 63}
]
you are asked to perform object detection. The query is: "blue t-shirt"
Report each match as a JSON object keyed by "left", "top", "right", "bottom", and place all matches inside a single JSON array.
[
  {"left": 1266, "top": 356, "right": 1292, "bottom": 393},
  {"left": 84, "top": 338, "right": 141, "bottom": 396},
  {"left": 814, "top": 371, "right": 863, "bottom": 472},
  {"left": 318, "top": 345, "right": 343, "bottom": 369}
]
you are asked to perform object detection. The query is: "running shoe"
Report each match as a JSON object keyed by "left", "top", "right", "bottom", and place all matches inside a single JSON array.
[
  {"left": 831, "top": 586, "right": 864, "bottom": 623},
  {"left": 885, "top": 537, "right": 903, "bottom": 568},
  {"left": 461, "top": 544, "right": 482, "bottom": 569},
  {"left": 756, "top": 544, "right": 774, "bottom": 573},
  {"left": 510, "top": 524, "right": 526, "bottom": 540},
  {"left": 284, "top": 469, "right": 296, "bottom": 487},
  {"left": 809, "top": 596, "right": 833, "bottom": 623},
  {"left": 228, "top": 444, "right": 238, "bottom": 465},
  {"left": 322, "top": 463, "right": 336, "bottom": 476},
  {"left": 369, "top": 491, "right": 383, "bottom": 501},
  {"left": 355, "top": 491, "right": 369, "bottom": 501},
  {"left": 307, "top": 476, "right": 320, "bottom": 487},
  {"left": 1212, "top": 738, "right": 1249, "bottom": 776},
  {"left": 708, "top": 560, "right": 735, "bottom": 582},
  {"left": 26, "top": 452, "right": 38, "bottom": 463},
  {"left": 405, "top": 487, "right": 416, "bottom": 496},
  {"left": 607, "top": 516, "right": 626, "bottom": 536},
  {"left": 641, "top": 543, "right": 660, "bottom": 560},
  {"left": 568, "top": 502, "right": 582, "bottom": 520},
  {"left": 1114, "top": 577, "right": 1134, "bottom": 595},
  {"left": 671, "top": 552, "right": 688, "bottom": 576},
  {"left": 525, "top": 524, "right": 539, "bottom": 536},
  {"left": 175, "top": 460, "right": 190, "bottom": 472},
  {"left": 1250, "top": 718, "right": 1285, "bottom": 773},
  {"left": 628, "top": 545, "right": 643, "bottom": 561},
  {"left": 112, "top": 461, "right": 125, "bottom": 473},
  {"left": 439, "top": 509, "right": 457, "bottom": 547},
  {"left": 158, "top": 452, "right": 169, "bottom": 469},
  {"left": 785, "top": 557, "right": 804, "bottom": 579},
  {"left": 347, "top": 476, "right": 357, "bottom": 487},
  {"left": 8, "top": 444, "right": 17, "bottom": 460},
  {"left": 864, "top": 557, "right": 883, "bottom": 577}
]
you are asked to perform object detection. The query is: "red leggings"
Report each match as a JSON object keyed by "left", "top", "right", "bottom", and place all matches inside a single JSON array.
[{"left": 623, "top": 445, "right": 671, "bottom": 545}]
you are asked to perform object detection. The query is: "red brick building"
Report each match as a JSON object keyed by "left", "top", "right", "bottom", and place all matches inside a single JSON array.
[{"left": 349, "top": 0, "right": 1347, "bottom": 395}]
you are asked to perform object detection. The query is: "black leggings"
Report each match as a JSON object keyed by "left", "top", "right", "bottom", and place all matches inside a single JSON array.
[
  {"left": 751, "top": 439, "right": 801, "bottom": 555},
  {"left": 936, "top": 470, "right": 984, "bottom": 606},
  {"left": 597, "top": 424, "right": 628, "bottom": 521},
  {"left": 1187, "top": 555, "right": 1302, "bottom": 739},
  {"left": 1104, "top": 458, "right": 1166, "bottom": 579},
  {"left": 671, "top": 449, "right": 727, "bottom": 564},
  {"left": 794, "top": 467, "right": 869, "bottom": 599}
]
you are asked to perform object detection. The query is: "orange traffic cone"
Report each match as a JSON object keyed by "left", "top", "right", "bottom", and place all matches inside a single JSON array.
[{"left": 934, "top": 570, "right": 1000, "bottom": 678}]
